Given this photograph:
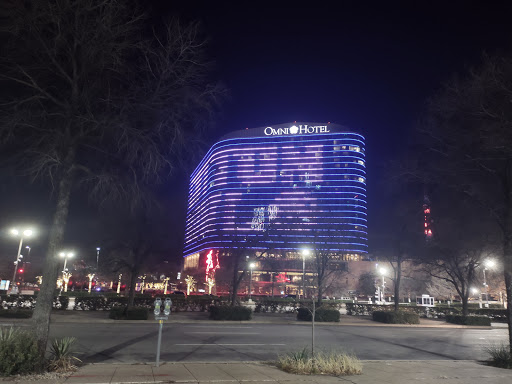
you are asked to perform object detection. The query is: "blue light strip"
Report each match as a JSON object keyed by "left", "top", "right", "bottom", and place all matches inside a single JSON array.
[{"left": 183, "top": 128, "right": 368, "bottom": 257}]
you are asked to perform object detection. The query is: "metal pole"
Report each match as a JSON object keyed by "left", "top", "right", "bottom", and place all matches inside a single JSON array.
[
  {"left": 302, "top": 255, "right": 306, "bottom": 299},
  {"left": 311, "top": 297, "right": 315, "bottom": 360},
  {"left": 381, "top": 275, "right": 385, "bottom": 303},
  {"left": 156, "top": 320, "right": 163, "bottom": 367},
  {"left": 483, "top": 268, "right": 489, "bottom": 305},
  {"left": 249, "top": 269, "right": 252, "bottom": 301},
  {"left": 63, "top": 257, "right": 68, "bottom": 273},
  {"left": 96, "top": 249, "right": 100, "bottom": 271},
  {"left": 11, "top": 237, "right": 23, "bottom": 285}
]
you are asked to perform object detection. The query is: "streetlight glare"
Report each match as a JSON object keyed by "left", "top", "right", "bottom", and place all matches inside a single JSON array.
[
  {"left": 96, "top": 247, "right": 101, "bottom": 251},
  {"left": 23, "top": 229, "right": 33, "bottom": 237},
  {"left": 379, "top": 267, "right": 387, "bottom": 275},
  {"left": 10, "top": 228, "right": 19, "bottom": 236},
  {"left": 484, "top": 259, "right": 496, "bottom": 269},
  {"left": 249, "top": 262, "right": 256, "bottom": 269},
  {"left": 302, "top": 249, "right": 310, "bottom": 256}
]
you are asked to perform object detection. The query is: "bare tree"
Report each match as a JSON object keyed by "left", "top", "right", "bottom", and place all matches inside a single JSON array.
[
  {"left": 0, "top": 0, "right": 222, "bottom": 358},
  {"left": 415, "top": 54, "right": 512, "bottom": 350}
]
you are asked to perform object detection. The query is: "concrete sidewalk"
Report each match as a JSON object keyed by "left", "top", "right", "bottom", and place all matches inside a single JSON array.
[{"left": 2, "top": 360, "right": 512, "bottom": 384}]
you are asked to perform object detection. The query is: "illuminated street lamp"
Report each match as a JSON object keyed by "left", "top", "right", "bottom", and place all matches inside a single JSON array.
[
  {"left": 249, "top": 262, "right": 256, "bottom": 301},
  {"left": 59, "top": 251, "right": 74, "bottom": 273},
  {"left": 482, "top": 259, "right": 496, "bottom": 306},
  {"left": 9, "top": 227, "right": 34, "bottom": 292},
  {"left": 301, "top": 249, "right": 311, "bottom": 299},
  {"left": 379, "top": 267, "right": 387, "bottom": 303}
]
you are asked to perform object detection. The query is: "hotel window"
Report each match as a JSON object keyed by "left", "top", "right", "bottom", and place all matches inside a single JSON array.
[
  {"left": 341, "top": 146, "right": 347, "bottom": 149},
  {"left": 349, "top": 146, "right": 360, "bottom": 152},
  {"left": 357, "top": 160, "right": 365, "bottom": 166},
  {"left": 334, "top": 146, "right": 340, "bottom": 151},
  {"left": 358, "top": 177, "right": 365, "bottom": 183},
  {"left": 315, "top": 152, "right": 321, "bottom": 157}
]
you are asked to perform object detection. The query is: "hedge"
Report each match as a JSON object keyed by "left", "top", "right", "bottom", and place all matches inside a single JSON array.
[
  {"left": 297, "top": 308, "right": 340, "bottom": 322},
  {"left": 108, "top": 306, "right": 149, "bottom": 320},
  {"left": 372, "top": 311, "right": 420, "bottom": 324},
  {"left": 209, "top": 306, "right": 252, "bottom": 320},
  {"left": 0, "top": 309, "right": 33, "bottom": 318},
  {"left": 0, "top": 295, "right": 70, "bottom": 310},
  {"left": 445, "top": 315, "right": 491, "bottom": 326}
]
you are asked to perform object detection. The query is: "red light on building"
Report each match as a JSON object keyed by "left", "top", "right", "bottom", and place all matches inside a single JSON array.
[{"left": 18, "top": 268, "right": 24, "bottom": 273}]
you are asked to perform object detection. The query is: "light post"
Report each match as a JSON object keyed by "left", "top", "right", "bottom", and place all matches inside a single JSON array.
[
  {"left": 249, "top": 262, "right": 256, "bottom": 301},
  {"left": 25, "top": 246, "right": 31, "bottom": 258},
  {"left": 302, "top": 249, "right": 310, "bottom": 299},
  {"left": 59, "top": 251, "right": 74, "bottom": 292},
  {"left": 379, "top": 267, "right": 387, "bottom": 304},
  {"left": 96, "top": 247, "right": 100, "bottom": 271},
  {"left": 9, "top": 228, "right": 34, "bottom": 292},
  {"left": 482, "top": 259, "right": 495, "bottom": 307}
]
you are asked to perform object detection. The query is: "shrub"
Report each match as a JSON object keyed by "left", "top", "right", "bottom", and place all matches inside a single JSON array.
[
  {"left": 0, "top": 309, "right": 33, "bottom": 318},
  {"left": 485, "top": 344, "right": 512, "bottom": 369},
  {"left": 372, "top": 311, "right": 420, "bottom": 324},
  {"left": 74, "top": 296, "right": 107, "bottom": 311},
  {"left": 276, "top": 348, "right": 362, "bottom": 375},
  {"left": 53, "top": 296, "right": 69, "bottom": 310},
  {"left": 109, "top": 306, "right": 126, "bottom": 320},
  {"left": 209, "top": 306, "right": 252, "bottom": 320},
  {"left": 297, "top": 307, "right": 340, "bottom": 322},
  {"left": 126, "top": 307, "right": 149, "bottom": 320},
  {"left": 0, "top": 327, "right": 41, "bottom": 376},
  {"left": 445, "top": 315, "right": 491, "bottom": 326},
  {"left": 109, "top": 306, "right": 149, "bottom": 320},
  {"left": 474, "top": 308, "right": 509, "bottom": 322},
  {"left": 48, "top": 337, "right": 81, "bottom": 372}
]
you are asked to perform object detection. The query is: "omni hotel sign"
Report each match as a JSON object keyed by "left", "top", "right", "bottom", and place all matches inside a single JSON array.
[{"left": 264, "top": 124, "right": 330, "bottom": 136}]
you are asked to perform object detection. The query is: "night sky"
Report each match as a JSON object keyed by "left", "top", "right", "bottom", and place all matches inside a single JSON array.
[{"left": 1, "top": 1, "right": 512, "bottom": 273}]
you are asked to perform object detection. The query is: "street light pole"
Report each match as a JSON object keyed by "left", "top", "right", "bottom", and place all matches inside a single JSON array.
[
  {"left": 96, "top": 247, "right": 100, "bottom": 271},
  {"left": 379, "top": 268, "right": 386, "bottom": 304},
  {"left": 249, "top": 262, "right": 256, "bottom": 301},
  {"left": 482, "top": 259, "right": 495, "bottom": 307},
  {"left": 11, "top": 237, "right": 23, "bottom": 286},
  {"left": 9, "top": 228, "right": 34, "bottom": 292}
]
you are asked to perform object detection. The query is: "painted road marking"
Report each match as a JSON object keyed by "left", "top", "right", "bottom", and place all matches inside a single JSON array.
[
  {"left": 187, "top": 332, "right": 260, "bottom": 335},
  {"left": 175, "top": 343, "right": 285, "bottom": 346}
]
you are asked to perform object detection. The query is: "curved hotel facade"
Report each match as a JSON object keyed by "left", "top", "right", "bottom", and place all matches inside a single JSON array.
[{"left": 183, "top": 122, "right": 367, "bottom": 294}]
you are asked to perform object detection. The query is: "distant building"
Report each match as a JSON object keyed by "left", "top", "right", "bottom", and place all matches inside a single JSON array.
[{"left": 182, "top": 122, "right": 368, "bottom": 296}]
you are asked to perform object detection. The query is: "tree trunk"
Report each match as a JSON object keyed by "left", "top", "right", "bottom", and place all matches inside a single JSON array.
[
  {"left": 32, "top": 151, "right": 75, "bottom": 362},
  {"left": 128, "top": 264, "right": 139, "bottom": 308},
  {"left": 461, "top": 294, "right": 469, "bottom": 317},
  {"left": 503, "top": 159, "right": 512, "bottom": 354},
  {"left": 394, "top": 258, "right": 402, "bottom": 312}
]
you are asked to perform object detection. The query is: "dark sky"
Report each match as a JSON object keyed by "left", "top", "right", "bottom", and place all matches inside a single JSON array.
[{"left": 2, "top": 1, "right": 512, "bottom": 274}]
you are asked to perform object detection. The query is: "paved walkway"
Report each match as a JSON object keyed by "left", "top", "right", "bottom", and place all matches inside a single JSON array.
[{"left": 2, "top": 360, "right": 512, "bottom": 383}]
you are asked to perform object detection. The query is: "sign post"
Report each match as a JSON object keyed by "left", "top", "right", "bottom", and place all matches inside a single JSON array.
[{"left": 154, "top": 297, "right": 172, "bottom": 367}]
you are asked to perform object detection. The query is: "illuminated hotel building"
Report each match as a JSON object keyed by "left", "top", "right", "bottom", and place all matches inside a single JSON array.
[{"left": 183, "top": 122, "right": 367, "bottom": 295}]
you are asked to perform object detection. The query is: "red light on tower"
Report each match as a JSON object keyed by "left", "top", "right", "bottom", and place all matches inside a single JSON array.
[{"left": 18, "top": 268, "right": 24, "bottom": 274}]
